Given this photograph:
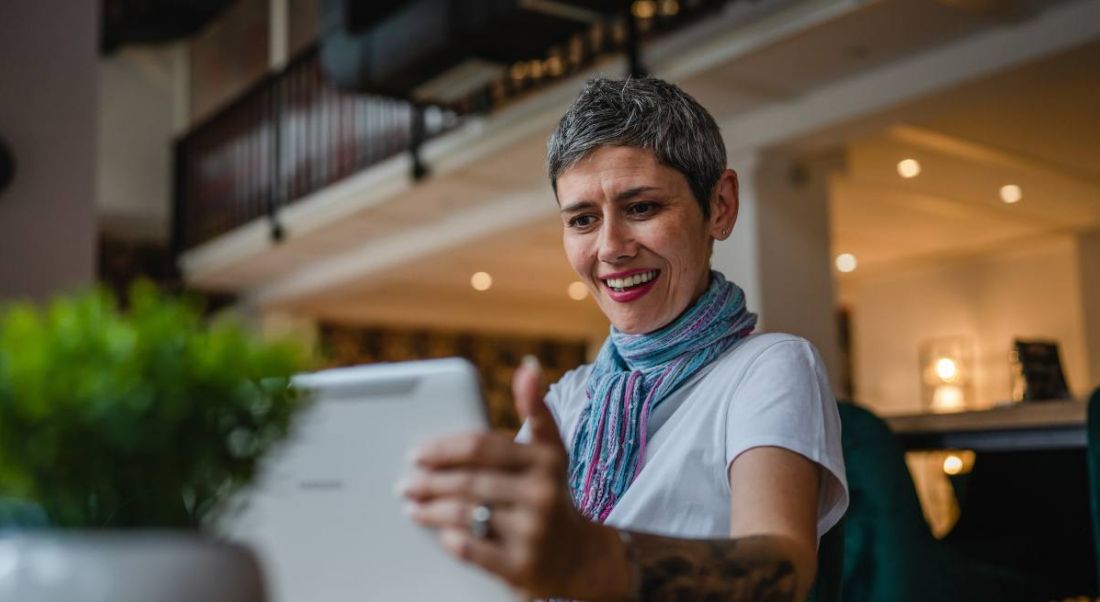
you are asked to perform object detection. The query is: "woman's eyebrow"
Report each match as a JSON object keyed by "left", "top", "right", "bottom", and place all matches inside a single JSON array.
[
  {"left": 560, "top": 186, "right": 662, "bottom": 213},
  {"left": 560, "top": 200, "right": 596, "bottom": 214}
]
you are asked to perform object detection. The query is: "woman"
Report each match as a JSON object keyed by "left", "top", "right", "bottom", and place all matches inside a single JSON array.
[{"left": 400, "top": 78, "right": 848, "bottom": 601}]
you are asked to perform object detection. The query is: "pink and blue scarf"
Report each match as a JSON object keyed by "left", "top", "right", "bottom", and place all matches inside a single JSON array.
[{"left": 568, "top": 271, "right": 757, "bottom": 521}]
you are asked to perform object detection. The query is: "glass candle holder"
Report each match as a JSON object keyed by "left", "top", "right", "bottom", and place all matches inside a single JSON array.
[{"left": 919, "top": 336, "right": 975, "bottom": 413}]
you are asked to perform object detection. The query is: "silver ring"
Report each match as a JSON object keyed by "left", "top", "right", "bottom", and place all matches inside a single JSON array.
[{"left": 469, "top": 504, "right": 492, "bottom": 539}]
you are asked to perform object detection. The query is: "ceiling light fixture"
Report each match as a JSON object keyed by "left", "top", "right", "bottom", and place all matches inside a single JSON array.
[
  {"left": 470, "top": 272, "right": 492, "bottom": 291},
  {"left": 835, "top": 253, "right": 858, "bottom": 273},
  {"left": 897, "top": 159, "right": 921, "bottom": 179},
  {"left": 1000, "top": 184, "right": 1022, "bottom": 204}
]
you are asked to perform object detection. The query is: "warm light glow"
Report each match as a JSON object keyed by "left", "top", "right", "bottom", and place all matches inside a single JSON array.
[
  {"left": 545, "top": 56, "right": 564, "bottom": 77},
  {"left": 658, "top": 0, "right": 680, "bottom": 16},
  {"left": 470, "top": 272, "right": 493, "bottom": 291},
  {"left": 567, "top": 281, "right": 588, "bottom": 301},
  {"left": 934, "top": 357, "right": 958, "bottom": 382},
  {"left": 835, "top": 253, "right": 858, "bottom": 273},
  {"left": 943, "top": 454, "right": 964, "bottom": 475},
  {"left": 509, "top": 62, "right": 529, "bottom": 81},
  {"left": 1000, "top": 184, "right": 1023, "bottom": 204},
  {"left": 897, "top": 159, "right": 921, "bottom": 178},
  {"left": 930, "top": 385, "right": 965, "bottom": 413},
  {"left": 632, "top": 0, "right": 656, "bottom": 19}
]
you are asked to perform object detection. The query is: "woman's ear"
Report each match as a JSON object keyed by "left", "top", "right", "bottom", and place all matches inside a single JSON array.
[{"left": 709, "top": 169, "right": 739, "bottom": 240}]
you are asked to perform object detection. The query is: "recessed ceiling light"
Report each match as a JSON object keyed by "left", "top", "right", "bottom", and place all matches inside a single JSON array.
[
  {"left": 897, "top": 159, "right": 921, "bottom": 179},
  {"left": 470, "top": 272, "right": 492, "bottom": 291},
  {"left": 1000, "top": 184, "right": 1022, "bottom": 204},
  {"left": 835, "top": 253, "right": 858, "bottom": 273},
  {"left": 567, "top": 281, "right": 588, "bottom": 301}
]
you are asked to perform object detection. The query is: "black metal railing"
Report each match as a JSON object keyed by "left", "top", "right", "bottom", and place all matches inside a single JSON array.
[
  {"left": 173, "top": 0, "right": 731, "bottom": 255},
  {"left": 174, "top": 45, "right": 456, "bottom": 252}
]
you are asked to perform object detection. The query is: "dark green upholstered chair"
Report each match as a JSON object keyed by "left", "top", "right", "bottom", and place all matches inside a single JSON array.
[
  {"left": 838, "top": 402, "right": 1040, "bottom": 602},
  {"left": 807, "top": 518, "right": 844, "bottom": 602},
  {"left": 1087, "top": 387, "right": 1100, "bottom": 592}
]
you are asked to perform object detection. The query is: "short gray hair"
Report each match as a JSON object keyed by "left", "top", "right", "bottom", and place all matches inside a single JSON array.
[{"left": 547, "top": 77, "right": 726, "bottom": 217}]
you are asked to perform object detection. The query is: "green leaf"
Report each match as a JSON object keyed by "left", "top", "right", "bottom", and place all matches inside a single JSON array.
[{"left": 0, "top": 282, "right": 313, "bottom": 529}]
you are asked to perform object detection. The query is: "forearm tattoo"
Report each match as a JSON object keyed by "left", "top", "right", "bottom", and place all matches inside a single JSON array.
[{"left": 621, "top": 531, "right": 797, "bottom": 602}]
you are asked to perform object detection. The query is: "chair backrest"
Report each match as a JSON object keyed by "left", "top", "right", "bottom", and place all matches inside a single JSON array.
[
  {"left": 836, "top": 401, "right": 939, "bottom": 602},
  {"left": 836, "top": 401, "right": 1045, "bottom": 602},
  {"left": 1087, "top": 387, "right": 1100, "bottom": 591},
  {"left": 838, "top": 402, "right": 931, "bottom": 538},
  {"left": 807, "top": 518, "right": 844, "bottom": 602}
]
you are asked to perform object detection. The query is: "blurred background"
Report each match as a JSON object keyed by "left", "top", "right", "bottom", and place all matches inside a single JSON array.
[{"left": 2, "top": 0, "right": 1100, "bottom": 595}]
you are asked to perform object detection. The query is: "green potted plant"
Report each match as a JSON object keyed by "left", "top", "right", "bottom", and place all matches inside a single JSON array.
[{"left": 0, "top": 282, "right": 311, "bottom": 601}]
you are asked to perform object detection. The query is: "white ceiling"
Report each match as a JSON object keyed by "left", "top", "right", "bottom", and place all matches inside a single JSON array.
[
  {"left": 831, "top": 37, "right": 1100, "bottom": 281},
  {"left": 182, "top": 0, "right": 1100, "bottom": 338},
  {"left": 326, "top": 9, "right": 1100, "bottom": 337}
]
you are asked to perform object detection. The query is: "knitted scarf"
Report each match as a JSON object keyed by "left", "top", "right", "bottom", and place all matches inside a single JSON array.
[{"left": 567, "top": 271, "right": 757, "bottom": 522}]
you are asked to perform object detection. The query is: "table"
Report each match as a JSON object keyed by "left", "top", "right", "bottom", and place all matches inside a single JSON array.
[
  {"left": 885, "top": 399, "right": 1087, "bottom": 452},
  {"left": 884, "top": 399, "right": 1095, "bottom": 596}
]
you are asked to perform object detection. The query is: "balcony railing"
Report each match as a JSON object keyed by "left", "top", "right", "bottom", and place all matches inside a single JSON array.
[
  {"left": 173, "top": 0, "right": 730, "bottom": 256},
  {"left": 174, "top": 44, "right": 455, "bottom": 253}
]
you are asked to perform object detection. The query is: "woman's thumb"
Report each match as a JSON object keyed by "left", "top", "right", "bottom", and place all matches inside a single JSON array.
[{"left": 514, "top": 355, "right": 560, "bottom": 444}]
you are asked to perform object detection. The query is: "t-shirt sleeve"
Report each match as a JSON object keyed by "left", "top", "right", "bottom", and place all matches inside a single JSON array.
[{"left": 723, "top": 338, "right": 849, "bottom": 538}]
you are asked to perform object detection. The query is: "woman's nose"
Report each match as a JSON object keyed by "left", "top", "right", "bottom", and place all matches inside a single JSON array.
[{"left": 597, "top": 220, "right": 636, "bottom": 263}]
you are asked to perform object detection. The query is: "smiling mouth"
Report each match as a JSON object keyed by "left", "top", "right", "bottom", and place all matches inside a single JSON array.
[{"left": 602, "top": 270, "right": 659, "bottom": 293}]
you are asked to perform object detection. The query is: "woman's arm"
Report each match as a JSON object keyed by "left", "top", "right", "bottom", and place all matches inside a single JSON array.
[
  {"left": 401, "top": 361, "right": 820, "bottom": 601},
  {"left": 615, "top": 530, "right": 799, "bottom": 601},
  {"left": 613, "top": 446, "right": 821, "bottom": 601}
]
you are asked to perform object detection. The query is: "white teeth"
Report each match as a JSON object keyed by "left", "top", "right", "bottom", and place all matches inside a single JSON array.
[{"left": 604, "top": 271, "right": 657, "bottom": 291}]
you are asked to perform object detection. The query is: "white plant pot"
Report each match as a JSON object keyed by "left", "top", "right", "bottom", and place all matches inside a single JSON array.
[{"left": 0, "top": 531, "right": 265, "bottom": 602}]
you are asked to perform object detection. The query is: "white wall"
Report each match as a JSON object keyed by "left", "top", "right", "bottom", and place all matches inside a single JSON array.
[
  {"left": 0, "top": 0, "right": 98, "bottom": 301},
  {"left": 845, "top": 235, "right": 1090, "bottom": 414},
  {"left": 97, "top": 47, "right": 179, "bottom": 242},
  {"left": 1076, "top": 229, "right": 1100, "bottom": 392},
  {"left": 713, "top": 150, "right": 843, "bottom": 392}
]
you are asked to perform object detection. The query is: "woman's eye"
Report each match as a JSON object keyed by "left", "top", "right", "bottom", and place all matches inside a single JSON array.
[
  {"left": 628, "top": 202, "right": 659, "bottom": 216},
  {"left": 569, "top": 215, "right": 596, "bottom": 229}
]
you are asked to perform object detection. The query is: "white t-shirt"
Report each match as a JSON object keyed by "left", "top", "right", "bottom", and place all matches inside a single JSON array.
[{"left": 519, "top": 332, "right": 848, "bottom": 540}]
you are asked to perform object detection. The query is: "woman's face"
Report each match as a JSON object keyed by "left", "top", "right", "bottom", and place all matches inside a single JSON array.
[{"left": 556, "top": 146, "right": 738, "bottom": 334}]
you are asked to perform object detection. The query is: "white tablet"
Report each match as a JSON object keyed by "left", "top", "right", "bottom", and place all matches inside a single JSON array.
[{"left": 223, "top": 358, "right": 516, "bottom": 602}]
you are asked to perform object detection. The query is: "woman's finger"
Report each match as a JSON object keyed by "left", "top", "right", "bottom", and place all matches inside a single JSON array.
[
  {"left": 401, "top": 468, "right": 527, "bottom": 504},
  {"left": 407, "top": 497, "right": 527, "bottom": 535},
  {"left": 437, "top": 527, "right": 517, "bottom": 584},
  {"left": 412, "top": 430, "right": 539, "bottom": 470}
]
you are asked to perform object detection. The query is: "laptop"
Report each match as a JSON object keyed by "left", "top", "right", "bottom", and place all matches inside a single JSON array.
[{"left": 223, "top": 358, "right": 516, "bottom": 601}]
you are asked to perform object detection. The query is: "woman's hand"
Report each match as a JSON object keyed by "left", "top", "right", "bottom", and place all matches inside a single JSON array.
[{"left": 399, "top": 357, "right": 631, "bottom": 600}]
